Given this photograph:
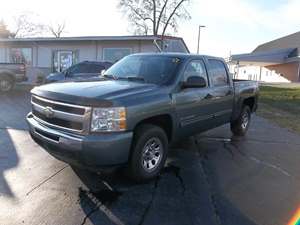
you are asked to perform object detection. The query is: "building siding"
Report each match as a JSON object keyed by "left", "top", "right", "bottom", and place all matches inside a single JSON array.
[
  {"left": 0, "top": 37, "right": 187, "bottom": 84},
  {"left": 266, "top": 62, "right": 299, "bottom": 82}
]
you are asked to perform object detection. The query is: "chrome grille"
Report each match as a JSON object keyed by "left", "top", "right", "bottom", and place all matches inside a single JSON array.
[{"left": 31, "top": 95, "right": 91, "bottom": 134}]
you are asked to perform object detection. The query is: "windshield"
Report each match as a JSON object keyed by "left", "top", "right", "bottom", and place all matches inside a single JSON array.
[{"left": 103, "top": 55, "right": 181, "bottom": 85}]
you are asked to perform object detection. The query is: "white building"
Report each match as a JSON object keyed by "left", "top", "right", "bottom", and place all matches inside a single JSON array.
[{"left": 0, "top": 35, "right": 189, "bottom": 83}]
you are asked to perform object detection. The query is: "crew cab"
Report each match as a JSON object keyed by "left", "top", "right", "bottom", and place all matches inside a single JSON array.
[
  {"left": 27, "top": 53, "right": 259, "bottom": 181},
  {"left": 0, "top": 63, "right": 27, "bottom": 92}
]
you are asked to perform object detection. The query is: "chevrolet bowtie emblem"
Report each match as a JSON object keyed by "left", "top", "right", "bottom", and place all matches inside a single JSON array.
[{"left": 43, "top": 106, "right": 54, "bottom": 118}]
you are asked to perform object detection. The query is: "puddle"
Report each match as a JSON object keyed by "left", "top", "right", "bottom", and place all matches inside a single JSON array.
[
  {"left": 161, "top": 165, "right": 186, "bottom": 195},
  {"left": 162, "top": 164, "right": 181, "bottom": 176},
  {"left": 79, "top": 186, "right": 122, "bottom": 206}
]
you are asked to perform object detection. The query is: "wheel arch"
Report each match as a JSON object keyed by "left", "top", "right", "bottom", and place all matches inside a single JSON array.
[{"left": 132, "top": 114, "right": 174, "bottom": 142}]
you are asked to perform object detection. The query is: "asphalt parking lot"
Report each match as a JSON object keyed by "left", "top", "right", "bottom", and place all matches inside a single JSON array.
[{"left": 1, "top": 89, "right": 300, "bottom": 225}]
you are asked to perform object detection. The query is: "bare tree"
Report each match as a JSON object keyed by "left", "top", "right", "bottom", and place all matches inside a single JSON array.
[
  {"left": 119, "top": 0, "right": 191, "bottom": 36},
  {"left": 48, "top": 22, "right": 66, "bottom": 38},
  {"left": 12, "top": 14, "right": 47, "bottom": 38}
]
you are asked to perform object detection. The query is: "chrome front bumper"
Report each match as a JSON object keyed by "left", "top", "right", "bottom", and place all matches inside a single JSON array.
[{"left": 27, "top": 113, "right": 133, "bottom": 168}]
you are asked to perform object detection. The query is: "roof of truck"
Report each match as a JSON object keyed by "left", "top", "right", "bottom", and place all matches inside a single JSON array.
[{"left": 130, "top": 52, "right": 223, "bottom": 60}]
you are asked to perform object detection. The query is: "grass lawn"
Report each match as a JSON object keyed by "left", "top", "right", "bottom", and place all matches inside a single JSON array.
[{"left": 257, "top": 85, "right": 300, "bottom": 134}]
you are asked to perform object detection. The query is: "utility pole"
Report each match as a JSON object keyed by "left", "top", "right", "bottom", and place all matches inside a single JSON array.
[{"left": 197, "top": 25, "right": 206, "bottom": 54}]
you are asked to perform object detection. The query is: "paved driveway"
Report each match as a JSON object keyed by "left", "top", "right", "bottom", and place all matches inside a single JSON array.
[{"left": 0, "top": 89, "right": 300, "bottom": 225}]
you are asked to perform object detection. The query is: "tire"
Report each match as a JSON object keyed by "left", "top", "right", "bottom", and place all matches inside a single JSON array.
[
  {"left": 231, "top": 105, "right": 251, "bottom": 136},
  {"left": 0, "top": 75, "right": 14, "bottom": 92},
  {"left": 128, "top": 124, "right": 168, "bottom": 182}
]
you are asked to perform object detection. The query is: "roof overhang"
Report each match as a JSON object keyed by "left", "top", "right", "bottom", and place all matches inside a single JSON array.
[{"left": 229, "top": 48, "right": 298, "bottom": 66}]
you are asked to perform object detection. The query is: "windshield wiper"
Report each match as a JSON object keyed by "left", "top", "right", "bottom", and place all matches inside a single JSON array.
[{"left": 103, "top": 74, "right": 118, "bottom": 80}]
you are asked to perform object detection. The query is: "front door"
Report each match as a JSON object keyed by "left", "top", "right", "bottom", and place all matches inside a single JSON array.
[
  {"left": 174, "top": 59, "right": 215, "bottom": 138},
  {"left": 53, "top": 51, "right": 74, "bottom": 72}
]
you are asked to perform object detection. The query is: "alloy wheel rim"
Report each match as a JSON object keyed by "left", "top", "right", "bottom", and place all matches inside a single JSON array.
[
  {"left": 142, "top": 137, "right": 163, "bottom": 172},
  {"left": 0, "top": 80, "right": 12, "bottom": 92},
  {"left": 241, "top": 112, "right": 249, "bottom": 129}
]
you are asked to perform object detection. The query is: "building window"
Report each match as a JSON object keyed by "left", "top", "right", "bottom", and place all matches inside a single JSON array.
[
  {"left": 103, "top": 48, "right": 131, "bottom": 63},
  {"left": 10, "top": 48, "right": 32, "bottom": 65},
  {"left": 52, "top": 50, "right": 78, "bottom": 72}
]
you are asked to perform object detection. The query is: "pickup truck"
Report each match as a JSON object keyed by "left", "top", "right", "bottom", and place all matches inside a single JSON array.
[
  {"left": 26, "top": 53, "right": 259, "bottom": 181},
  {"left": 0, "top": 63, "right": 28, "bottom": 92}
]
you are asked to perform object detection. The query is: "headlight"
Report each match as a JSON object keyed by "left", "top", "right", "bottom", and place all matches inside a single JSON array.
[{"left": 91, "top": 107, "right": 126, "bottom": 132}]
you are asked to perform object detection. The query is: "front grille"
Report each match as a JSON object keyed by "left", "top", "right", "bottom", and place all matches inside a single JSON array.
[
  {"left": 33, "top": 109, "right": 83, "bottom": 130},
  {"left": 32, "top": 96, "right": 85, "bottom": 115},
  {"left": 31, "top": 95, "right": 91, "bottom": 133}
]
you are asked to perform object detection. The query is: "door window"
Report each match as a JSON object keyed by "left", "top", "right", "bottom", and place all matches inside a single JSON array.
[
  {"left": 88, "top": 64, "right": 105, "bottom": 73},
  {"left": 68, "top": 63, "right": 90, "bottom": 75},
  {"left": 53, "top": 50, "right": 78, "bottom": 72},
  {"left": 208, "top": 59, "right": 229, "bottom": 86},
  {"left": 183, "top": 60, "right": 208, "bottom": 86}
]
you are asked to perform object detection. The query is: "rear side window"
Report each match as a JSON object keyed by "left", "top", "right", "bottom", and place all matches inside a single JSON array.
[
  {"left": 208, "top": 59, "right": 229, "bottom": 87},
  {"left": 88, "top": 64, "right": 105, "bottom": 73},
  {"left": 69, "top": 64, "right": 90, "bottom": 74}
]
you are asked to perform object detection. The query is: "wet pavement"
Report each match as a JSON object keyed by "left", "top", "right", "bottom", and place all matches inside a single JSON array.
[{"left": 1, "top": 89, "right": 300, "bottom": 225}]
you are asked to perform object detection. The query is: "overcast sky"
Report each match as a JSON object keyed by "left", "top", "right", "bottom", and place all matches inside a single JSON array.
[{"left": 1, "top": 0, "right": 300, "bottom": 57}]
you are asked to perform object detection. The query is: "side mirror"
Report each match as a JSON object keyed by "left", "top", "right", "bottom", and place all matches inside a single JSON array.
[{"left": 182, "top": 76, "right": 207, "bottom": 88}]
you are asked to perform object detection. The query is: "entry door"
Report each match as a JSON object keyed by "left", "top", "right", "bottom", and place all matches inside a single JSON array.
[
  {"left": 53, "top": 51, "right": 74, "bottom": 72},
  {"left": 58, "top": 51, "right": 73, "bottom": 72},
  {"left": 174, "top": 59, "right": 215, "bottom": 138}
]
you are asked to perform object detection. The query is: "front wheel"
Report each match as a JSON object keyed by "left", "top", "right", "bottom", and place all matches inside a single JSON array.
[
  {"left": 231, "top": 105, "right": 251, "bottom": 136},
  {"left": 0, "top": 76, "right": 14, "bottom": 92},
  {"left": 128, "top": 124, "right": 168, "bottom": 182}
]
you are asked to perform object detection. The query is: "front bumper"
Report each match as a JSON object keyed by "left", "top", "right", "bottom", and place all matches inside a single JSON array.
[{"left": 26, "top": 113, "right": 133, "bottom": 169}]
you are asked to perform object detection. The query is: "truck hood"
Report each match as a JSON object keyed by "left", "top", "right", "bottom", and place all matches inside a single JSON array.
[{"left": 31, "top": 80, "right": 158, "bottom": 107}]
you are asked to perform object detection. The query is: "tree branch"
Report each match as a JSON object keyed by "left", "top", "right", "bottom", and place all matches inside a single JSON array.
[
  {"left": 127, "top": 4, "right": 154, "bottom": 23},
  {"left": 161, "top": 0, "right": 187, "bottom": 37},
  {"left": 156, "top": 0, "right": 169, "bottom": 35},
  {"left": 152, "top": 0, "right": 157, "bottom": 35}
]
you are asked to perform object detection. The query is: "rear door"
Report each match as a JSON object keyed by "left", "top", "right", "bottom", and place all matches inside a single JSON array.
[
  {"left": 205, "top": 58, "right": 234, "bottom": 126},
  {"left": 174, "top": 58, "right": 216, "bottom": 137}
]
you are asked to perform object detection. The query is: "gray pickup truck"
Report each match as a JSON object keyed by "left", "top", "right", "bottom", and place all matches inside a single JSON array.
[
  {"left": 27, "top": 53, "right": 259, "bottom": 181},
  {"left": 0, "top": 63, "right": 28, "bottom": 92}
]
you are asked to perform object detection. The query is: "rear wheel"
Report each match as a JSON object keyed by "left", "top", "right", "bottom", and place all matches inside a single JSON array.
[
  {"left": 128, "top": 124, "right": 168, "bottom": 182},
  {"left": 0, "top": 76, "right": 14, "bottom": 92},
  {"left": 231, "top": 105, "right": 251, "bottom": 136}
]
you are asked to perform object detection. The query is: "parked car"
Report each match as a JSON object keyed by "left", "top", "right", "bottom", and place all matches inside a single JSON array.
[
  {"left": 44, "top": 61, "right": 113, "bottom": 83},
  {"left": 27, "top": 53, "right": 259, "bottom": 181},
  {"left": 0, "top": 63, "right": 28, "bottom": 92}
]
